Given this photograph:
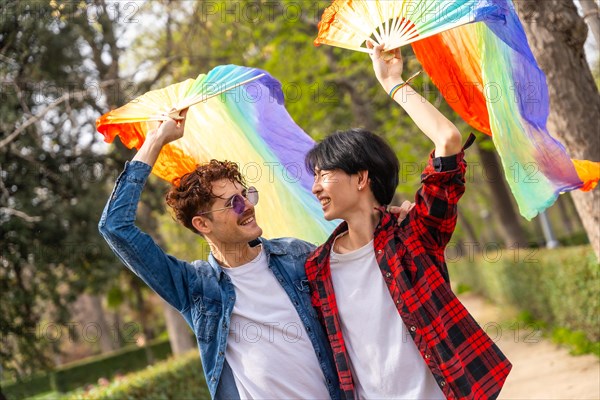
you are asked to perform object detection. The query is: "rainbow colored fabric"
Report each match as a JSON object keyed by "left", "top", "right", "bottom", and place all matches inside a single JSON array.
[
  {"left": 97, "top": 65, "right": 337, "bottom": 243},
  {"left": 410, "top": 0, "right": 598, "bottom": 219}
]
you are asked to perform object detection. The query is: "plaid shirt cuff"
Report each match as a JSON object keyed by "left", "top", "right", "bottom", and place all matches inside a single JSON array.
[
  {"left": 422, "top": 133, "right": 475, "bottom": 182},
  {"left": 432, "top": 153, "right": 460, "bottom": 172}
]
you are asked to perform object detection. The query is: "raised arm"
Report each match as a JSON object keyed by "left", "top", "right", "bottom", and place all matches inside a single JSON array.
[
  {"left": 367, "top": 42, "right": 462, "bottom": 156},
  {"left": 98, "top": 111, "right": 194, "bottom": 314}
]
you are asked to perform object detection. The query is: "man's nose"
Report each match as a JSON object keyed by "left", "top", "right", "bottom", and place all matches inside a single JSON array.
[
  {"left": 242, "top": 196, "right": 254, "bottom": 210},
  {"left": 312, "top": 179, "right": 321, "bottom": 195}
]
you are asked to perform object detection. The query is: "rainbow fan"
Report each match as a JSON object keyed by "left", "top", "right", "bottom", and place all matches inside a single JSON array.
[
  {"left": 97, "top": 65, "right": 337, "bottom": 243},
  {"left": 315, "top": 0, "right": 599, "bottom": 219},
  {"left": 314, "top": 0, "right": 491, "bottom": 53}
]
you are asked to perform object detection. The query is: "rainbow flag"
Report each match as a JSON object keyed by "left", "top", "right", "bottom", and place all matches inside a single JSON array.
[
  {"left": 411, "top": 0, "right": 598, "bottom": 219},
  {"left": 97, "top": 65, "right": 337, "bottom": 243}
]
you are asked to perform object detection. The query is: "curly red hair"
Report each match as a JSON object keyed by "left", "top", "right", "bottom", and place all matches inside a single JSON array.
[{"left": 165, "top": 160, "right": 245, "bottom": 234}]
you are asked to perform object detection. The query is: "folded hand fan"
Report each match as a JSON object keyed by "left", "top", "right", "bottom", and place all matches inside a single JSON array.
[
  {"left": 97, "top": 65, "right": 338, "bottom": 243},
  {"left": 315, "top": 0, "right": 599, "bottom": 219}
]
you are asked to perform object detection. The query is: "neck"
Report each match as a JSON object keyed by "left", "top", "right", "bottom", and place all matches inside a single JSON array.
[
  {"left": 339, "top": 201, "right": 381, "bottom": 252},
  {"left": 208, "top": 240, "right": 261, "bottom": 268}
]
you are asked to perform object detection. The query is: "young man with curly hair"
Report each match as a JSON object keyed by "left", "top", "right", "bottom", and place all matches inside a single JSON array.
[{"left": 98, "top": 111, "right": 344, "bottom": 399}]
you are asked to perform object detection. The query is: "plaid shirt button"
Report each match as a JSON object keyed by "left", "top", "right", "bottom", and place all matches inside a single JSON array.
[
  {"left": 440, "top": 381, "right": 446, "bottom": 387},
  {"left": 410, "top": 325, "right": 416, "bottom": 332},
  {"left": 424, "top": 354, "right": 431, "bottom": 359},
  {"left": 385, "top": 272, "right": 391, "bottom": 278},
  {"left": 377, "top": 249, "right": 383, "bottom": 254}
]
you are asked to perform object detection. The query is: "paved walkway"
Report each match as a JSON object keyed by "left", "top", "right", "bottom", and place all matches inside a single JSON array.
[{"left": 459, "top": 293, "right": 600, "bottom": 399}]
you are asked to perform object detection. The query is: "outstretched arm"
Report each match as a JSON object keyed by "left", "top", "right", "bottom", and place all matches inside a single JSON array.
[{"left": 367, "top": 42, "right": 462, "bottom": 157}]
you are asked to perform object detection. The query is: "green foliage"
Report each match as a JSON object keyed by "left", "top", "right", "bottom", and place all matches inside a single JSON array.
[
  {"left": 52, "top": 338, "right": 172, "bottom": 393},
  {"left": 0, "top": 373, "right": 52, "bottom": 400},
  {"left": 552, "top": 328, "right": 600, "bottom": 357},
  {"left": 455, "top": 283, "right": 472, "bottom": 295},
  {"left": 1, "top": 339, "right": 172, "bottom": 398},
  {"left": 154, "top": 208, "right": 209, "bottom": 261},
  {"left": 67, "top": 351, "right": 209, "bottom": 400},
  {"left": 558, "top": 230, "right": 591, "bottom": 246},
  {"left": 1, "top": 0, "right": 124, "bottom": 378},
  {"left": 448, "top": 245, "right": 600, "bottom": 348}
]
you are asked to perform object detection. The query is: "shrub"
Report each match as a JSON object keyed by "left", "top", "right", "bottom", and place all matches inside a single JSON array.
[
  {"left": 448, "top": 245, "right": 599, "bottom": 344},
  {"left": 2, "top": 338, "right": 172, "bottom": 399},
  {"left": 68, "top": 351, "right": 209, "bottom": 400},
  {"left": 1, "top": 373, "right": 52, "bottom": 399},
  {"left": 51, "top": 338, "right": 172, "bottom": 393}
]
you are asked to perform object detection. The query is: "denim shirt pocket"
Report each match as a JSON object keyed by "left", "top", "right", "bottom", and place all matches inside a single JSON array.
[{"left": 192, "top": 295, "right": 222, "bottom": 343}]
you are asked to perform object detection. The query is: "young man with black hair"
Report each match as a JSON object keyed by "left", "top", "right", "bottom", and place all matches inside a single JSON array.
[
  {"left": 99, "top": 108, "right": 414, "bottom": 399},
  {"left": 305, "top": 43, "right": 512, "bottom": 399}
]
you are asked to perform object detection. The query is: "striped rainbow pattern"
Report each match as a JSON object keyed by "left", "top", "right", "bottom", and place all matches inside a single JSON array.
[
  {"left": 316, "top": 0, "right": 599, "bottom": 220},
  {"left": 97, "top": 65, "right": 338, "bottom": 244}
]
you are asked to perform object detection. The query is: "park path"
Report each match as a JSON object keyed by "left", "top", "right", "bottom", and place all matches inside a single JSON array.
[{"left": 458, "top": 293, "right": 600, "bottom": 399}]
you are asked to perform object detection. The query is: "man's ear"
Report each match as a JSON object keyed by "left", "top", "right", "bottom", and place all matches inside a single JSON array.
[
  {"left": 192, "top": 215, "right": 212, "bottom": 236},
  {"left": 357, "top": 170, "right": 370, "bottom": 189}
]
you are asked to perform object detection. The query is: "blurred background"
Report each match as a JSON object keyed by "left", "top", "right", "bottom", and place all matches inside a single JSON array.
[{"left": 1, "top": 0, "right": 598, "bottom": 399}]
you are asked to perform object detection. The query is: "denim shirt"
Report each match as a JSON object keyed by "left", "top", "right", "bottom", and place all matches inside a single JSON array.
[{"left": 98, "top": 161, "right": 342, "bottom": 399}]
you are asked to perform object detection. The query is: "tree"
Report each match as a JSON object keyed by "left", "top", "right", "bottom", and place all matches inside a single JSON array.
[
  {"left": 0, "top": 0, "right": 191, "bottom": 381},
  {"left": 476, "top": 138, "right": 531, "bottom": 248},
  {"left": 0, "top": 0, "right": 121, "bottom": 379},
  {"left": 515, "top": 0, "right": 600, "bottom": 259}
]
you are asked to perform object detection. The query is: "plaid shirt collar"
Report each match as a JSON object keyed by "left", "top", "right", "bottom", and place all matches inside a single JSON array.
[{"left": 308, "top": 205, "right": 390, "bottom": 274}]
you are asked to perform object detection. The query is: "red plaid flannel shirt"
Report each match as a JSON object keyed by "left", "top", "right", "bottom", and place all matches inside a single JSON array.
[{"left": 305, "top": 134, "right": 512, "bottom": 399}]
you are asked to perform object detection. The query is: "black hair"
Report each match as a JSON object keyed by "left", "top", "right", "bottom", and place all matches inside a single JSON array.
[{"left": 305, "top": 129, "right": 399, "bottom": 205}]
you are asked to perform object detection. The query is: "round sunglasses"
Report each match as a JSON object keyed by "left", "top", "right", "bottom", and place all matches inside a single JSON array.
[{"left": 198, "top": 187, "right": 259, "bottom": 216}]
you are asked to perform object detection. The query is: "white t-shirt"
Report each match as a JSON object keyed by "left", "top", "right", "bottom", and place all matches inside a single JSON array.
[
  {"left": 330, "top": 237, "right": 445, "bottom": 400},
  {"left": 223, "top": 248, "right": 330, "bottom": 400}
]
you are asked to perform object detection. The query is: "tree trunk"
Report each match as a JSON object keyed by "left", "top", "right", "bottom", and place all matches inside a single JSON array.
[
  {"left": 515, "top": 0, "right": 600, "bottom": 260},
  {"left": 555, "top": 194, "right": 576, "bottom": 236},
  {"left": 130, "top": 277, "right": 154, "bottom": 341},
  {"left": 136, "top": 203, "right": 196, "bottom": 355},
  {"left": 476, "top": 139, "right": 530, "bottom": 247},
  {"left": 78, "top": 294, "right": 116, "bottom": 353},
  {"left": 162, "top": 300, "right": 196, "bottom": 355},
  {"left": 579, "top": 0, "right": 600, "bottom": 45}
]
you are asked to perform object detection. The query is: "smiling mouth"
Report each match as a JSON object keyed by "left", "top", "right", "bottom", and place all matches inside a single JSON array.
[
  {"left": 239, "top": 215, "right": 255, "bottom": 226},
  {"left": 320, "top": 198, "right": 331, "bottom": 207}
]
